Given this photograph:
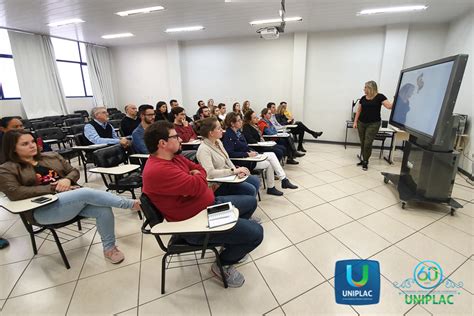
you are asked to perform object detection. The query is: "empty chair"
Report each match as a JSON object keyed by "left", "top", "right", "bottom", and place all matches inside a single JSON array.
[
  {"left": 74, "top": 110, "right": 90, "bottom": 120},
  {"left": 31, "top": 120, "right": 54, "bottom": 130},
  {"left": 35, "top": 127, "right": 79, "bottom": 162},
  {"left": 107, "top": 108, "right": 120, "bottom": 115},
  {"left": 69, "top": 124, "right": 85, "bottom": 135},
  {"left": 64, "top": 117, "right": 85, "bottom": 126},
  {"left": 44, "top": 116, "right": 64, "bottom": 126},
  {"left": 109, "top": 112, "right": 126, "bottom": 120}
]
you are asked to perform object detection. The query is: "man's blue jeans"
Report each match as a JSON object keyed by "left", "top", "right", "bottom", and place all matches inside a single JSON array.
[
  {"left": 183, "top": 194, "right": 263, "bottom": 265},
  {"left": 33, "top": 188, "right": 135, "bottom": 251}
]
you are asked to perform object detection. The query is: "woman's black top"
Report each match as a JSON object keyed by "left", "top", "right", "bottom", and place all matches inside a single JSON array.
[{"left": 359, "top": 93, "right": 387, "bottom": 123}]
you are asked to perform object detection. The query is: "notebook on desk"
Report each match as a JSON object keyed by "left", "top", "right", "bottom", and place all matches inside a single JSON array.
[{"left": 207, "top": 202, "right": 237, "bottom": 228}]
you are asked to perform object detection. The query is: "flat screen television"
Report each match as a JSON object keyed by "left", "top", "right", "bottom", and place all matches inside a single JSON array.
[{"left": 390, "top": 54, "right": 468, "bottom": 147}]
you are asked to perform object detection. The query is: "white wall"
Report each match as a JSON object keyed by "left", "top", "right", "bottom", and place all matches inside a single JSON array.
[
  {"left": 180, "top": 36, "right": 294, "bottom": 114},
  {"left": 0, "top": 97, "right": 94, "bottom": 119},
  {"left": 404, "top": 24, "right": 448, "bottom": 68},
  {"left": 304, "top": 28, "right": 385, "bottom": 143},
  {"left": 111, "top": 43, "right": 170, "bottom": 110},
  {"left": 443, "top": 11, "right": 474, "bottom": 174}
]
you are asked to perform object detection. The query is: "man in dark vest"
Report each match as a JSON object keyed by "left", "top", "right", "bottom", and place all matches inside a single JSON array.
[{"left": 83, "top": 106, "right": 130, "bottom": 148}]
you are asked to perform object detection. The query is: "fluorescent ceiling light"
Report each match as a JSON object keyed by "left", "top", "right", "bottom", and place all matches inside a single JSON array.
[
  {"left": 165, "top": 26, "right": 205, "bottom": 33},
  {"left": 358, "top": 5, "right": 428, "bottom": 16},
  {"left": 101, "top": 33, "right": 134, "bottom": 39},
  {"left": 116, "top": 6, "right": 165, "bottom": 17},
  {"left": 48, "top": 18, "right": 85, "bottom": 27},
  {"left": 249, "top": 16, "right": 302, "bottom": 25}
]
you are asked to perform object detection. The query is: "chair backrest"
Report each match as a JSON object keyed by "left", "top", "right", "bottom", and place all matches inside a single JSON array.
[
  {"left": 140, "top": 193, "right": 165, "bottom": 228},
  {"left": 21, "top": 119, "right": 32, "bottom": 130},
  {"left": 74, "top": 110, "right": 89, "bottom": 118},
  {"left": 382, "top": 120, "right": 389, "bottom": 128},
  {"left": 44, "top": 116, "right": 64, "bottom": 126},
  {"left": 109, "top": 119, "right": 121, "bottom": 129},
  {"left": 31, "top": 120, "right": 54, "bottom": 130},
  {"left": 35, "top": 127, "right": 65, "bottom": 141},
  {"left": 107, "top": 108, "right": 120, "bottom": 114},
  {"left": 93, "top": 144, "right": 127, "bottom": 167},
  {"left": 64, "top": 118, "right": 85, "bottom": 126},
  {"left": 69, "top": 124, "right": 85, "bottom": 135},
  {"left": 109, "top": 112, "right": 126, "bottom": 120}
]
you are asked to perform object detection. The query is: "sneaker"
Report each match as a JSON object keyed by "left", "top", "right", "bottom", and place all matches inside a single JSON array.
[
  {"left": 362, "top": 161, "right": 368, "bottom": 171},
  {"left": 267, "top": 187, "right": 284, "bottom": 196},
  {"left": 211, "top": 262, "right": 245, "bottom": 288},
  {"left": 312, "top": 131, "right": 323, "bottom": 138},
  {"left": 281, "top": 178, "right": 298, "bottom": 189},
  {"left": 294, "top": 151, "right": 305, "bottom": 158},
  {"left": 286, "top": 159, "right": 299, "bottom": 165},
  {"left": 356, "top": 161, "right": 364, "bottom": 166},
  {"left": 0, "top": 238, "right": 9, "bottom": 249},
  {"left": 104, "top": 246, "right": 125, "bottom": 264},
  {"left": 249, "top": 215, "right": 262, "bottom": 224},
  {"left": 237, "top": 254, "right": 250, "bottom": 264}
]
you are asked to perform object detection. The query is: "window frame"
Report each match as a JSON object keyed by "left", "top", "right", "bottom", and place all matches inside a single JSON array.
[
  {"left": 55, "top": 40, "right": 93, "bottom": 98},
  {"left": 0, "top": 52, "right": 21, "bottom": 100}
]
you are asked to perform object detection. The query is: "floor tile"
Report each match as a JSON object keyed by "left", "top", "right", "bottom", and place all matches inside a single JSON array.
[
  {"left": 358, "top": 212, "right": 416, "bottom": 243},
  {"left": 370, "top": 246, "right": 420, "bottom": 284},
  {"left": 139, "top": 255, "right": 201, "bottom": 304},
  {"left": 1, "top": 219, "right": 29, "bottom": 239},
  {"left": 141, "top": 233, "right": 167, "bottom": 261},
  {"left": 458, "top": 201, "right": 473, "bottom": 218},
  {"left": 282, "top": 281, "right": 356, "bottom": 315},
  {"left": 80, "top": 233, "right": 142, "bottom": 278},
  {"left": 284, "top": 189, "right": 326, "bottom": 210},
  {"left": 309, "top": 183, "right": 349, "bottom": 202},
  {"left": 331, "top": 179, "right": 367, "bottom": 195},
  {"left": 331, "top": 221, "right": 391, "bottom": 259},
  {"left": 205, "top": 262, "right": 278, "bottom": 315},
  {"left": 297, "top": 232, "right": 358, "bottom": 279},
  {"left": 0, "top": 209, "right": 19, "bottom": 221},
  {"left": 68, "top": 263, "right": 140, "bottom": 315},
  {"left": 330, "top": 196, "right": 378, "bottom": 220},
  {"left": 331, "top": 165, "right": 366, "bottom": 178},
  {"left": 351, "top": 174, "right": 385, "bottom": 189},
  {"left": 420, "top": 221, "right": 472, "bottom": 256},
  {"left": 292, "top": 173, "right": 326, "bottom": 188},
  {"left": 1, "top": 282, "right": 75, "bottom": 316},
  {"left": 36, "top": 228, "right": 97, "bottom": 257},
  {"left": 118, "top": 307, "right": 138, "bottom": 316},
  {"left": 264, "top": 306, "right": 285, "bottom": 315},
  {"left": 440, "top": 211, "right": 474, "bottom": 235},
  {"left": 353, "top": 190, "right": 399, "bottom": 210},
  {"left": 255, "top": 246, "right": 324, "bottom": 304},
  {"left": 249, "top": 221, "right": 292, "bottom": 260},
  {"left": 258, "top": 197, "right": 301, "bottom": 219},
  {"left": 313, "top": 170, "right": 345, "bottom": 183},
  {"left": 382, "top": 205, "right": 442, "bottom": 230},
  {"left": 11, "top": 247, "right": 88, "bottom": 297},
  {"left": 274, "top": 212, "right": 325, "bottom": 243},
  {"left": 0, "top": 235, "right": 43, "bottom": 265},
  {"left": 0, "top": 260, "right": 29, "bottom": 299},
  {"left": 304, "top": 203, "right": 353, "bottom": 231},
  {"left": 449, "top": 259, "right": 473, "bottom": 294},
  {"left": 139, "top": 283, "right": 209, "bottom": 315},
  {"left": 423, "top": 286, "right": 473, "bottom": 316},
  {"left": 396, "top": 233, "right": 467, "bottom": 275},
  {"left": 404, "top": 305, "right": 432, "bottom": 315},
  {"left": 0, "top": 219, "right": 16, "bottom": 236}
]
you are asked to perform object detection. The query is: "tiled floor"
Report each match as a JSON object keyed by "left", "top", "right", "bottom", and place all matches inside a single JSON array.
[{"left": 0, "top": 142, "right": 472, "bottom": 315}]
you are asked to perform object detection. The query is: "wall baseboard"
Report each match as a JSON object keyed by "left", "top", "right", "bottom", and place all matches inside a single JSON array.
[{"left": 305, "top": 139, "right": 473, "bottom": 179}]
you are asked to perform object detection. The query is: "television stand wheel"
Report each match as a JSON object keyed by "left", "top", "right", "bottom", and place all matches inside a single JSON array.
[
  {"left": 401, "top": 201, "right": 406, "bottom": 209},
  {"left": 383, "top": 176, "right": 389, "bottom": 184},
  {"left": 450, "top": 208, "right": 456, "bottom": 216}
]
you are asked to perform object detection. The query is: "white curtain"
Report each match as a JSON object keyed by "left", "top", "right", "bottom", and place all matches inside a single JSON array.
[
  {"left": 85, "top": 44, "right": 116, "bottom": 108},
  {"left": 8, "top": 31, "right": 67, "bottom": 118}
]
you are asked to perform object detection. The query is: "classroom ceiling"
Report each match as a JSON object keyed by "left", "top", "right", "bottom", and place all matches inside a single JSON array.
[{"left": 0, "top": 0, "right": 473, "bottom": 46}]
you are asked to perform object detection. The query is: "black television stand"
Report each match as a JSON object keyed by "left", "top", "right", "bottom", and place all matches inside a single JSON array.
[{"left": 381, "top": 138, "right": 462, "bottom": 216}]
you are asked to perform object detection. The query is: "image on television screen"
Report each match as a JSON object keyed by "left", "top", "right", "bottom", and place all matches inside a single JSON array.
[{"left": 391, "top": 61, "right": 454, "bottom": 137}]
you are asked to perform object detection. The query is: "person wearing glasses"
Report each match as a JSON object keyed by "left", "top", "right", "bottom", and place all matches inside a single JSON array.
[
  {"left": 84, "top": 107, "right": 130, "bottom": 148},
  {"left": 142, "top": 121, "right": 263, "bottom": 288},
  {"left": 131, "top": 104, "right": 156, "bottom": 154}
]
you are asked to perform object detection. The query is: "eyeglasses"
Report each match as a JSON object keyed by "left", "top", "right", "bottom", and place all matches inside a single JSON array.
[
  {"left": 168, "top": 134, "right": 180, "bottom": 140},
  {"left": 144, "top": 113, "right": 156, "bottom": 117}
]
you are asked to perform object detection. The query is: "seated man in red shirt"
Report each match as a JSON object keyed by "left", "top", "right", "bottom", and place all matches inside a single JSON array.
[
  {"left": 142, "top": 121, "right": 263, "bottom": 288},
  {"left": 171, "top": 106, "right": 197, "bottom": 143}
]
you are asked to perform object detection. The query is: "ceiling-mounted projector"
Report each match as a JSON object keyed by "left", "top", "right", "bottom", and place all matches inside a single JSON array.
[{"left": 258, "top": 27, "right": 280, "bottom": 40}]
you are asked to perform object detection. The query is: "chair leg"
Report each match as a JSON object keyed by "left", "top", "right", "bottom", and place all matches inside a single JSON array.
[
  {"left": 77, "top": 219, "right": 82, "bottom": 231},
  {"left": 211, "top": 248, "right": 228, "bottom": 289},
  {"left": 161, "top": 254, "right": 168, "bottom": 294},
  {"left": 29, "top": 232, "right": 38, "bottom": 255},
  {"left": 49, "top": 229, "right": 71, "bottom": 269},
  {"left": 261, "top": 171, "right": 266, "bottom": 189},
  {"left": 20, "top": 214, "right": 38, "bottom": 255},
  {"left": 257, "top": 191, "right": 261, "bottom": 202}
]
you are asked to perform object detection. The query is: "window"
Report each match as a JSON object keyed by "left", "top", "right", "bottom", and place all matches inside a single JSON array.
[
  {"left": 52, "top": 38, "right": 93, "bottom": 98},
  {"left": 0, "top": 29, "right": 21, "bottom": 99}
]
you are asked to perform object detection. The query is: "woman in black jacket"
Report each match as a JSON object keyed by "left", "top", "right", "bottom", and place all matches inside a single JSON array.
[
  {"left": 242, "top": 110, "right": 286, "bottom": 162},
  {"left": 276, "top": 102, "right": 323, "bottom": 152},
  {"left": 155, "top": 101, "right": 170, "bottom": 121}
]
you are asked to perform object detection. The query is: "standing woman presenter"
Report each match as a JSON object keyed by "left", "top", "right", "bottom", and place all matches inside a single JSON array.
[{"left": 353, "top": 81, "right": 392, "bottom": 170}]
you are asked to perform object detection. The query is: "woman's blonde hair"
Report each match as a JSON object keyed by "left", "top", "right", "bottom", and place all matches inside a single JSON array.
[
  {"left": 276, "top": 103, "right": 286, "bottom": 115},
  {"left": 365, "top": 81, "right": 378, "bottom": 99}
]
